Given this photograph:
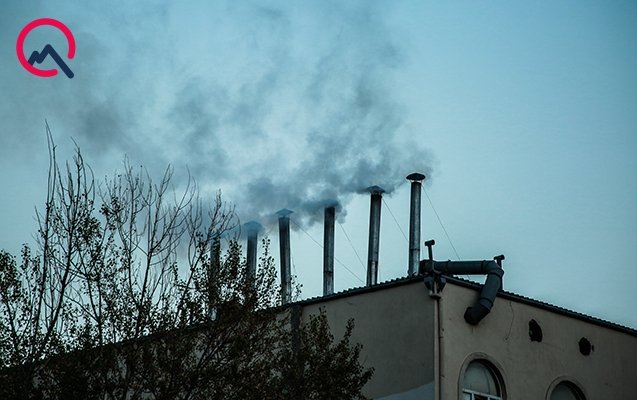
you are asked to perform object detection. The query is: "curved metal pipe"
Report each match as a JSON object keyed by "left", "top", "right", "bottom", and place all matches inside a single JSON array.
[{"left": 424, "top": 260, "right": 504, "bottom": 325}]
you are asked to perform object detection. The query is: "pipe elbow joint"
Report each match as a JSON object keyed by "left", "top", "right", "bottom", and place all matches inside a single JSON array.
[
  {"left": 466, "top": 260, "right": 503, "bottom": 325},
  {"left": 464, "top": 302, "right": 490, "bottom": 325},
  {"left": 483, "top": 260, "right": 504, "bottom": 276}
]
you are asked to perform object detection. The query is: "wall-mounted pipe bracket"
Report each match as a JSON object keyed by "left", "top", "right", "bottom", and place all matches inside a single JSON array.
[{"left": 423, "top": 267, "right": 447, "bottom": 297}]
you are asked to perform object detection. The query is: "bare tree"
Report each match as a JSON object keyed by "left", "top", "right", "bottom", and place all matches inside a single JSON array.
[
  {"left": 0, "top": 125, "right": 372, "bottom": 400},
  {"left": 0, "top": 123, "right": 94, "bottom": 394}
]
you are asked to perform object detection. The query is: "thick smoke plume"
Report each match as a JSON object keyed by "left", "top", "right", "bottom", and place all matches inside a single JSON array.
[{"left": 1, "top": 1, "right": 433, "bottom": 230}]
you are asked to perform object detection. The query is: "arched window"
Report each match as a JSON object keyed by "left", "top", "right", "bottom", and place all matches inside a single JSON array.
[
  {"left": 462, "top": 360, "right": 505, "bottom": 400},
  {"left": 550, "top": 381, "right": 585, "bottom": 400}
]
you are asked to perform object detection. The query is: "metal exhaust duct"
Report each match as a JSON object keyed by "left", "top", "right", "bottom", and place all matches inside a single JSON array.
[
  {"left": 407, "top": 173, "right": 426, "bottom": 276},
  {"left": 244, "top": 221, "right": 262, "bottom": 280},
  {"left": 366, "top": 186, "right": 385, "bottom": 286},
  {"left": 277, "top": 209, "right": 293, "bottom": 304},
  {"left": 323, "top": 205, "right": 336, "bottom": 295},
  {"left": 422, "top": 257, "right": 505, "bottom": 325}
]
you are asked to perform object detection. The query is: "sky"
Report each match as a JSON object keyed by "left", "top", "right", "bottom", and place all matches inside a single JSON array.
[{"left": 1, "top": 1, "right": 636, "bottom": 329}]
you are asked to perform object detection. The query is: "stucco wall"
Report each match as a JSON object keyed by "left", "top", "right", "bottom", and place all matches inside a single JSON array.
[
  {"left": 440, "top": 283, "right": 637, "bottom": 399},
  {"left": 301, "top": 282, "right": 436, "bottom": 399}
]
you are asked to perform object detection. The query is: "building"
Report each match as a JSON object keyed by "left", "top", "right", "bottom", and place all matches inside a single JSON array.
[
  {"left": 266, "top": 173, "right": 637, "bottom": 399},
  {"left": 293, "top": 272, "right": 637, "bottom": 399}
]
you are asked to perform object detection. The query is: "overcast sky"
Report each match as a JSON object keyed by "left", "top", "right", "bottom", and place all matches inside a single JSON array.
[{"left": 1, "top": 1, "right": 636, "bottom": 329}]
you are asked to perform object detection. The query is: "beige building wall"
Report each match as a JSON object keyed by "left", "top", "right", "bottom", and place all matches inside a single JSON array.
[
  {"left": 298, "top": 278, "right": 637, "bottom": 399},
  {"left": 440, "top": 282, "right": 637, "bottom": 399},
  {"left": 300, "top": 281, "right": 436, "bottom": 399}
]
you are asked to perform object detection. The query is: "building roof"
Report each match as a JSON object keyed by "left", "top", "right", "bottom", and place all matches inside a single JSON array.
[{"left": 295, "top": 273, "right": 637, "bottom": 338}]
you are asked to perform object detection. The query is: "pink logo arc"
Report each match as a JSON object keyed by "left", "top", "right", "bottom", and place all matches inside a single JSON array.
[{"left": 17, "top": 18, "right": 76, "bottom": 78}]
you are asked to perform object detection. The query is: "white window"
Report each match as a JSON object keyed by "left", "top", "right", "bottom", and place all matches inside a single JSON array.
[
  {"left": 462, "top": 360, "right": 504, "bottom": 400},
  {"left": 550, "top": 381, "right": 585, "bottom": 400}
]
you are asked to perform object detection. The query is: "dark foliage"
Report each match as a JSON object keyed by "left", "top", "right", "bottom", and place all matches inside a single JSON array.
[{"left": 0, "top": 125, "right": 372, "bottom": 399}]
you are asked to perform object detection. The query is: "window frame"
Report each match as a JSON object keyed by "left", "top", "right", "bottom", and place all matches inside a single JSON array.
[
  {"left": 458, "top": 354, "right": 507, "bottom": 400},
  {"left": 462, "top": 387, "right": 503, "bottom": 400},
  {"left": 546, "top": 377, "right": 587, "bottom": 400}
]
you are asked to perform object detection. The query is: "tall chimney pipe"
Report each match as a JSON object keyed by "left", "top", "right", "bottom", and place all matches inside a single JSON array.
[
  {"left": 277, "top": 209, "right": 293, "bottom": 304},
  {"left": 244, "top": 221, "right": 262, "bottom": 280},
  {"left": 407, "top": 172, "right": 426, "bottom": 276},
  {"left": 323, "top": 205, "right": 336, "bottom": 295},
  {"left": 366, "top": 186, "right": 385, "bottom": 286}
]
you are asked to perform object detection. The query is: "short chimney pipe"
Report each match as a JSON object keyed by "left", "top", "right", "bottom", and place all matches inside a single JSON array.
[
  {"left": 366, "top": 186, "right": 385, "bottom": 286},
  {"left": 208, "top": 234, "right": 221, "bottom": 319},
  {"left": 425, "top": 239, "right": 435, "bottom": 262},
  {"left": 323, "top": 206, "right": 336, "bottom": 295},
  {"left": 277, "top": 209, "right": 293, "bottom": 304},
  {"left": 407, "top": 172, "right": 426, "bottom": 275},
  {"left": 244, "top": 221, "right": 262, "bottom": 280},
  {"left": 422, "top": 259, "right": 504, "bottom": 325}
]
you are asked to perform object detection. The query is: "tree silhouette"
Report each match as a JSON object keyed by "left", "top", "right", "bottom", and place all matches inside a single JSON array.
[{"left": 0, "top": 124, "right": 372, "bottom": 399}]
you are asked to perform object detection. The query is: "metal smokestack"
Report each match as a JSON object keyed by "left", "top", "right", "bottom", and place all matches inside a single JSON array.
[
  {"left": 208, "top": 233, "right": 221, "bottom": 319},
  {"left": 323, "top": 205, "right": 336, "bottom": 295},
  {"left": 244, "top": 221, "right": 262, "bottom": 280},
  {"left": 366, "top": 186, "right": 385, "bottom": 286},
  {"left": 407, "top": 172, "right": 426, "bottom": 276},
  {"left": 277, "top": 209, "right": 293, "bottom": 304}
]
